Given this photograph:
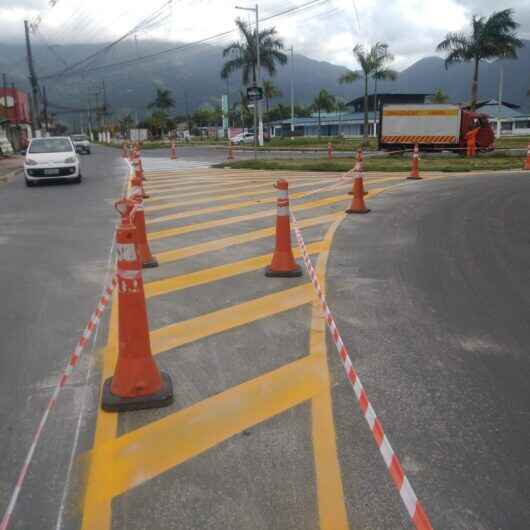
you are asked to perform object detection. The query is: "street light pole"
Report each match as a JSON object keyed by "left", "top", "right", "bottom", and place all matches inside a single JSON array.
[
  {"left": 290, "top": 45, "right": 294, "bottom": 140},
  {"left": 496, "top": 64, "right": 504, "bottom": 138}
]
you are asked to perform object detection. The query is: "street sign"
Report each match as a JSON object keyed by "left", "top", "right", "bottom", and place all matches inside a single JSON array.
[{"left": 247, "top": 85, "right": 263, "bottom": 102}]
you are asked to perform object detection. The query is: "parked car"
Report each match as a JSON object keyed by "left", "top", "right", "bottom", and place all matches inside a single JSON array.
[
  {"left": 232, "top": 132, "right": 256, "bottom": 145},
  {"left": 70, "top": 134, "right": 91, "bottom": 154},
  {"left": 24, "top": 137, "right": 81, "bottom": 187}
]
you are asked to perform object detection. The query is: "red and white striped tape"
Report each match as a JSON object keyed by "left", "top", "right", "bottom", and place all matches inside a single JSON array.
[
  {"left": 290, "top": 210, "right": 434, "bottom": 530},
  {"left": 0, "top": 277, "right": 118, "bottom": 530}
]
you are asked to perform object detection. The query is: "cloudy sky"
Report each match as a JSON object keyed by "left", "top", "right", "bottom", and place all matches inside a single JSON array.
[{"left": 1, "top": 0, "right": 529, "bottom": 70}]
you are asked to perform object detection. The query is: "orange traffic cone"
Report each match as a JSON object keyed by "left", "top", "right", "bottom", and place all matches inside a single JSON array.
[
  {"left": 170, "top": 141, "right": 177, "bottom": 160},
  {"left": 348, "top": 148, "right": 367, "bottom": 196},
  {"left": 101, "top": 199, "right": 173, "bottom": 412},
  {"left": 265, "top": 179, "right": 302, "bottom": 277},
  {"left": 346, "top": 173, "right": 370, "bottom": 214},
  {"left": 131, "top": 161, "right": 149, "bottom": 199},
  {"left": 129, "top": 186, "right": 158, "bottom": 269},
  {"left": 227, "top": 139, "right": 235, "bottom": 160},
  {"left": 328, "top": 142, "right": 333, "bottom": 160},
  {"left": 122, "top": 142, "right": 129, "bottom": 158},
  {"left": 408, "top": 144, "right": 422, "bottom": 180},
  {"left": 524, "top": 142, "right": 530, "bottom": 170}
]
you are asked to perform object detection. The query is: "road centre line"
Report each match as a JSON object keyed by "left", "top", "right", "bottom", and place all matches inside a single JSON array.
[
  {"left": 145, "top": 240, "right": 327, "bottom": 298},
  {"left": 153, "top": 212, "right": 342, "bottom": 264}
]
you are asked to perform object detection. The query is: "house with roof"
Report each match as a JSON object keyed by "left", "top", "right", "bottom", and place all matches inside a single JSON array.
[{"left": 269, "top": 92, "right": 433, "bottom": 138}]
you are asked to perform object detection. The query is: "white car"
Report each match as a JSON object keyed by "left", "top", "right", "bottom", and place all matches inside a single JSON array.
[
  {"left": 24, "top": 137, "right": 81, "bottom": 187},
  {"left": 232, "top": 132, "right": 255, "bottom": 145},
  {"left": 70, "top": 134, "right": 91, "bottom": 154}
]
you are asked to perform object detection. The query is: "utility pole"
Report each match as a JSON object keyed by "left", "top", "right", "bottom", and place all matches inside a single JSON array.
[
  {"left": 290, "top": 45, "right": 295, "bottom": 140},
  {"left": 42, "top": 85, "right": 49, "bottom": 134},
  {"left": 11, "top": 83, "right": 18, "bottom": 128},
  {"left": 24, "top": 20, "right": 41, "bottom": 134},
  {"left": 101, "top": 80, "right": 107, "bottom": 128}
]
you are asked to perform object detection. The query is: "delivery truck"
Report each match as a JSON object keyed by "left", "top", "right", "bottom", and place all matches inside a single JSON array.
[{"left": 378, "top": 104, "right": 495, "bottom": 152}]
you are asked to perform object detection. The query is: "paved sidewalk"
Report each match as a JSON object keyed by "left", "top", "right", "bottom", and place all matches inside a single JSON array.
[{"left": 0, "top": 155, "right": 23, "bottom": 181}]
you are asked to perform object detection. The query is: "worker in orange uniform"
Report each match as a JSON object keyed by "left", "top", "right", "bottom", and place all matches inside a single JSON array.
[{"left": 465, "top": 124, "right": 480, "bottom": 157}]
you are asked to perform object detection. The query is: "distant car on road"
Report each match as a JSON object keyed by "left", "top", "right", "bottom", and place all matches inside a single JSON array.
[
  {"left": 24, "top": 137, "right": 81, "bottom": 187},
  {"left": 70, "top": 134, "right": 91, "bottom": 154},
  {"left": 232, "top": 132, "right": 255, "bottom": 145}
]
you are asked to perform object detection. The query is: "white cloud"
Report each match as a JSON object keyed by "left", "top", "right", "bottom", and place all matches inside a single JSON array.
[{"left": 0, "top": 0, "right": 528, "bottom": 70}]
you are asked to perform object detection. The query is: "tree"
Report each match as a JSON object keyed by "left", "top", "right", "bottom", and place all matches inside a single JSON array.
[
  {"left": 312, "top": 89, "right": 335, "bottom": 137},
  {"left": 221, "top": 18, "right": 288, "bottom": 85},
  {"left": 429, "top": 89, "right": 450, "bottom": 103},
  {"left": 263, "top": 80, "right": 282, "bottom": 113},
  {"left": 118, "top": 113, "right": 135, "bottom": 135},
  {"left": 436, "top": 9, "right": 522, "bottom": 111},
  {"left": 339, "top": 42, "right": 397, "bottom": 146},
  {"left": 147, "top": 87, "right": 175, "bottom": 137},
  {"left": 148, "top": 87, "right": 175, "bottom": 112},
  {"left": 335, "top": 97, "right": 349, "bottom": 136}
]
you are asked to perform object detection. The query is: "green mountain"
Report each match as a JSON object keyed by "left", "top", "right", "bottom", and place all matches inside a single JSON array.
[{"left": 1, "top": 38, "right": 529, "bottom": 125}]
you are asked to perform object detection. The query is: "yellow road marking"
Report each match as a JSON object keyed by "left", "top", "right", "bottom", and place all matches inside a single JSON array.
[
  {"left": 154, "top": 212, "right": 341, "bottom": 264},
  {"left": 145, "top": 177, "right": 339, "bottom": 205},
  {"left": 150, "top": 283, "right": 314, "bottom": 355},
  {"left": 309, "top": 217, "right": 350, "bottom": 530},
  {"left": 81, "top": 354, "right": 326, "bottom": 504},
  {"left": 145, "top": 240, "right": 327, "bottom": 298},
  {"left": 146, "top": 191, "right": 382, "bottom": 239}
]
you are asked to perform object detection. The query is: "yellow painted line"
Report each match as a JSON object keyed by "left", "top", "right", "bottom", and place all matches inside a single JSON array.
[
  {"left": 145, "top": 240, "right": 328, "bottom": 298},
  {"left": 145, "top": 177, "right": 338, "bottom": 204},
  {"left": 146, "top": 190, "right": 384, "bottom": 239},
  {"left": 80, "top": 354, "right": 325, "bottom": 504},
  {"left": 308, "top": 217, "right": 350, "bottom": 530},
  {"left": 150, "top": 283, "right": 314, "bottom": 355},
  {"left": 80, "top": 295, "right": 119, "bottom": 530},
  {"left": 154, "top": 212, "right": 341, "bottom": 264},
  {"left": 144, "top": 180, "right": 262, "bottom": 195}
]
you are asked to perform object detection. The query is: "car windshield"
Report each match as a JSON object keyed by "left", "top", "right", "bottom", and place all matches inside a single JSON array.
[
  {"left": 29, "top": 139, "right": 73, "bottom": 154},
  {"left": 71, "top": 135, "right": 88, "bottom": 141}
]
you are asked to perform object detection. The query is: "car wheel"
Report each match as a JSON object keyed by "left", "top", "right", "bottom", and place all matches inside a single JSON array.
[
  {"left": 73, "top": 174, "right": 82, "bottom": 184},
  {"left": 86, "top": 149, "right": 91, "bottom": 154},
  {"left": 25, "top": 179, "right": 34, "bottom": 187}
]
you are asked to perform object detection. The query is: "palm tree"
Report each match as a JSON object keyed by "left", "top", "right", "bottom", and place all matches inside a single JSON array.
[
  {"left": 335, "top": 97, "right": 349, "bottom": 136},
  {"left": 221, "top": 18, "right": 288, "bottom": 85},
  {"left": 148, "top": 87, "right": 175, "bottom": 112},
  {"left": 147, "top": 87, "right": 175, "bottom": 137},
  {"left": 436, "top": 9, "right": 522, "bottom": 111},
  {"left": 312, "top": 89, "right": 335, "bottom": 137},
  {"left": 339, "top": 43, "right": 397, "bottom": 146},
  {"left": 430, "top": 89, "right": 450, "bottom": 103},
  {"left": 263, "top": 80, "right": 282, "bottom": 113}
]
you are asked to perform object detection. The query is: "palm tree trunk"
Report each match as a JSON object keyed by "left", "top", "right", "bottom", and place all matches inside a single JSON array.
[
  {"left": 318, "top": 108, "right": 321, "bottom": 138},
  {"left": 363, "top": 74, "right": 369, "bottom": 146},
  {"left": 470, "top": 57, "right": 480, "bottom": 111}
]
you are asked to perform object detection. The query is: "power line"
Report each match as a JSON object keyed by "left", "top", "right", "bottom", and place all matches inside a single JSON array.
[
  {"left": 43, "top": 0, "right": 329, "bottom": 80},
  {"left": 40, "top": 0, "right": 175, "bottom": 80}
]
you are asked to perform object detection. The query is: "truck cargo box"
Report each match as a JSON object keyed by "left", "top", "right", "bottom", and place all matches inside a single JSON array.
[{"left": 380, "top": 104, "right": 461, "bottom": 147}]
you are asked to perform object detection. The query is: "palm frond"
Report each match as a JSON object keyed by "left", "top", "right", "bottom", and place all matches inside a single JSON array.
[{"left": 338, "top": 70, "right": 361, "bottom": 84}]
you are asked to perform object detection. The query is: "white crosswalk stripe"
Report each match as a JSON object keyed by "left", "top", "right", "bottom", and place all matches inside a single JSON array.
[{"left": 141, "top": 157, "right": 221, "bottom": 171}]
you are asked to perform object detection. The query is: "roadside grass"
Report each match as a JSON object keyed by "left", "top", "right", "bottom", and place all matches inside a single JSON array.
[
  {"left": 495, "top": 136, "right": 530, "bottom": 149},
  {"left": 214, "top": 156, "right": 526, "bottom": 172}
]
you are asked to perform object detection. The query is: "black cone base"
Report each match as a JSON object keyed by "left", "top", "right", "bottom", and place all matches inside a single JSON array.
[
  {"left": 102, "top": 371, "right": 174, "bottom": 412},
  {"left": 346, "top": 208, "right": 371, "bottom": 214},
  {"left": 142, "top": 258, "right": 159, "bottom": 269},
  {"left": 407, "top": 176, "right": 422, "bottom": 180},
  {"left": 265, "top": 265, "right": 303, "bottom": 278}
]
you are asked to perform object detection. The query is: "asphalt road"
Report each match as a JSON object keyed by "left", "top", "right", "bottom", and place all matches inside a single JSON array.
[
  {"left": 0, "top": 146, "right": 126, "bottom": 530},
  {"left": 327, "top": 173, "right": 530, "bottom": 529},
  {"left": 1, "top": 143, "right": 529, "bottom": 530}
]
